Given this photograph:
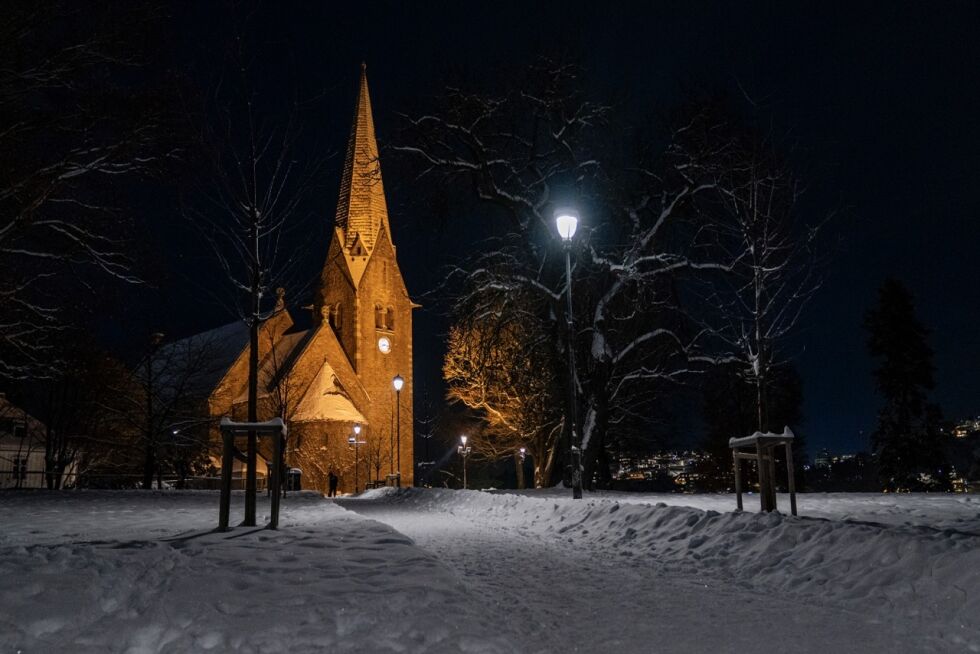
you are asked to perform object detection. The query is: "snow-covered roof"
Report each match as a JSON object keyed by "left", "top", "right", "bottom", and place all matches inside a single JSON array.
[
  {"left": 0, "top": 395, "right": 45, "bottom": 441},
  {"left": 291, "top": 359, "right": 367, "bottom": 424},
  {"left": 154, "top": 320, "right": 250, "bottom": 400}
]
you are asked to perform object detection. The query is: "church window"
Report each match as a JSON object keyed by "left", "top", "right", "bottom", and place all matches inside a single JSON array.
[
  {"left": 375, "top": 304, "right": 384, "bottom": 329},
  {"left": 386, "top": 307, "right": 395, "bottom": 331},
  {"left": 329, "top": 303, "right": 342, "bottom": 330}
]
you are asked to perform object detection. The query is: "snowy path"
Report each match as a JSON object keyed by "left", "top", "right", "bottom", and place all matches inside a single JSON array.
[
  {"left": 339, "top": 489, "right": 980, "bottom": 653},
  {"left": 2, "top": 489, "right": 978, "bottom": 653}
]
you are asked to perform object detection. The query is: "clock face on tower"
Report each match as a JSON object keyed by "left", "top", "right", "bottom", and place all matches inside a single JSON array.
[{"left": 378, "top": 336, "right": 391, "bottom": 354}]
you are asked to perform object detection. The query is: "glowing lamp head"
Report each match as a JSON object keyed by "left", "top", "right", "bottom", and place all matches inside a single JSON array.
[
  {"left": 460, "top": 435, "right": 468, "bottom": 446},
  {"left": 554, "top": 208, "right": 579, "bottom": 242},
  {"left": 353, "top": 423, "right": 361, "bottom": 435},
  {"left": 392, "top": 374, "right": 404, "bottom": 392},
  {"left": 519, "top": 447, "right": 526, "bottom": 455}
]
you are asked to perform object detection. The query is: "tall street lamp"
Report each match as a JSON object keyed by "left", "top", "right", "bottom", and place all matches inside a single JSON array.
[
  {"left": 556, "top": 208, "right": 583, "bottom": 500},
  {"left": 392, "top": 374, "right": 404, "bottom": 487},
  {"left": 347, "top": 423, "right": 364, "bottom": 493},
  {"left": 457, "top": 435, "right": 472, "bottom": 490}
]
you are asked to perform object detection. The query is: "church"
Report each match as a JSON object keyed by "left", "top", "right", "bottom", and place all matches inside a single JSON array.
[{"left": 178, "top": 66, "right": 415, "bottom": 495}]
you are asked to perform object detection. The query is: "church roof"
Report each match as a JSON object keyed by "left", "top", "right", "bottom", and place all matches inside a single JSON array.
[
  {"left": 232, "top": 329, "right": 311, "bottom": 404},
  {"left": 156, "top": 320, "right": 250, "bottom": 401},
  {"left": 334, "top": 64, "right": 391, "bottom": 257},
  {"left": 291, "top": 359, "right": 367, "bottom": 424}
]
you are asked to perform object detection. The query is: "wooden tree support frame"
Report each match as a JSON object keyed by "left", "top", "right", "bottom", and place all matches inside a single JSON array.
[
  {"left": 219, "top": 417, "right": 288, "bottom": 531},
  {"left": 729, "top": 427, "right": 797, "bottom": 516}
]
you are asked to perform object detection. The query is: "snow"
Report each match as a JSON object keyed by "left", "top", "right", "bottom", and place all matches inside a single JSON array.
[
  {"left": 729, "top": 425, "right": 795, "bottom": 447},
  {"left": 2, "top": 488, "right": 979, "bottom": 653},
  {"left": 0, "top": 491, "right": 515, "bottom": 653}
]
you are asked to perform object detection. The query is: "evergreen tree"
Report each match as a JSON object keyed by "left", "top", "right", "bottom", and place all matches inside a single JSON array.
[{"left": 864, "top": 278, "right": 949, "bottom": 490}]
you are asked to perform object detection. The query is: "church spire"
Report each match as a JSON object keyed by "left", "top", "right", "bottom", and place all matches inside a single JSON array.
[{"left": 334, "top": 64, "right": 391, "bottom": 254}]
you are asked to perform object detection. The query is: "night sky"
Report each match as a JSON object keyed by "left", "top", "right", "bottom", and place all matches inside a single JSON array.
[{"left": 128, "top": 1, "right": 980, "bottom": 458}]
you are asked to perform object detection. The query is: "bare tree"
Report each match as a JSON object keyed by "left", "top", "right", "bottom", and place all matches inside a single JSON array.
[
  {"left": 443, "top": 292, "right": 562, "bottom": 487},
  {"left": 0, "top": 2, "right": 172, "bottom": 378},
  {"left": 414, "top": 392, "right": 437, "bottom": 486},
  {"left": 106, "top": 331, "right": 228, "bottom": 489},
  {"left": 692, "top": 120, "right": 830, "bottom": 434},
  {"left": 38, "top": 348, "right": 134, "bottom": 489},
  {"left": 184, "top": 12, "right": 323, "bottom": 522},
  {"left": 396, "top": 61, "right": 606, "bottom": 487},
  {"left": 365, "top": 436, "right": 391, "bottom": 488},
  {"left": 398, "top": 66, "right": 739, "bottom": 489}
]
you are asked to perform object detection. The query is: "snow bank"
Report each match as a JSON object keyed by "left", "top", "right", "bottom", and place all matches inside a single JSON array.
[{"left": 365, "top": 488, "right": 980, "bottom": 639}]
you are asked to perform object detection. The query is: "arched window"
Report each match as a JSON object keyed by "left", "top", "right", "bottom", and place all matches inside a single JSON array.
[
  {"left": 329, "top": 303, "right": 342, "bottom": 330},
  {"left": 375, "top": 304, "right": 384, "bottom": 329},
  {"left": 386, "top": 307, "right": 395, "bottom": 331}
]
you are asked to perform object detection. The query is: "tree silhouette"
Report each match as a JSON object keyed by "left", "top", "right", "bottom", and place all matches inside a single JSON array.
[{"left": 865, "top": 278, "right": 949, "bottom": 490}]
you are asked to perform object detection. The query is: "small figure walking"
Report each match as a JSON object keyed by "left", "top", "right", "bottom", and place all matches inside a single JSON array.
[{"left": 328, "top": 470, "right": 339, "bottom": 497}]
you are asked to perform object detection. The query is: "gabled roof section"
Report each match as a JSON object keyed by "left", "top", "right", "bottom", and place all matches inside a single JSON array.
[
  {"left": 232, "top": 329, "right": 312, "bottom": 404},
  {"left": 0, "top": 395, "right": 45, "bottom": 440},
  {"left": 291, "top": 360, "right": 367, "bottom": 424},
  {"left": 279, "top": 319, "right": 371, "bottom": 414},
  {"left": 334, "top": 64, "right": 391, "bottom": 256}
]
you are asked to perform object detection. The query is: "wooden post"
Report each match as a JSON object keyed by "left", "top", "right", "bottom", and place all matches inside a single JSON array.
[
  {"left": 219, "top": 432, "right": 234, "bottom": 531},
  {"left": 785, "top": 442, "right": 797, "bottom": 516},
  {"left": 269, "top": 432, "right": 282, "bottom": 529},
  {"left": 755, "top": 443, "right": 768, "bottom": 512},
  {"left": 733, "top": 450, "right": 743, "bottom": 511},
  {"left": 767, "top": 445, "right": 778, "bottom": 513}
]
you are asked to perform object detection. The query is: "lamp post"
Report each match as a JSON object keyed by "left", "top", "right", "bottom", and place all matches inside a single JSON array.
[
  {"left": 347, "top": 423, "right": 364, "bottom": 493},
  {"left": 457, "top": 435, "right": 472, "bottom": 489},
  {"left": 555, "top": 208, "right": 583, "bottom": 500},
  {"left": 392, "top": 374, "right": 404, "bottom": 486}
]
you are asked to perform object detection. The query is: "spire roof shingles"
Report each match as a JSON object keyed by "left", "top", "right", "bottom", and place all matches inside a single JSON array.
[{"left": 334, "top": 65, "right": 390, "bottom": 255}]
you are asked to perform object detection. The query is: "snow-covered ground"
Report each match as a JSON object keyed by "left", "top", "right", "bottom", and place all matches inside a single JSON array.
[{"left": 2, "top": 489, "right": 978, "bottom": 653}]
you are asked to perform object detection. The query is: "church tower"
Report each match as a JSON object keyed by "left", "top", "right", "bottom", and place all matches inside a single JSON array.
[{"left": 318, "top": 65, "right": 415, "bottom": 486}]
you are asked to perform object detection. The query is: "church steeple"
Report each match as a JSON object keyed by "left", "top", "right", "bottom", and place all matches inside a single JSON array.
[{"left": 334, "top": 64, "right": 391, "bottom": 254}]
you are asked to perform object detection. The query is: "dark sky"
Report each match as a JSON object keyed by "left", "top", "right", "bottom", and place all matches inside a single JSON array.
[{"left": 135, "top": 1, "right": 980, "bottom": 457}]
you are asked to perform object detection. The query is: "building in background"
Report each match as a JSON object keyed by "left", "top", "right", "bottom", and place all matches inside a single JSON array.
[
  {"left": 167, "top": 67, "right": 415, "bottom": 494},
  {"left": 0, "top": 393, "right": 58, "bottom": 489}
]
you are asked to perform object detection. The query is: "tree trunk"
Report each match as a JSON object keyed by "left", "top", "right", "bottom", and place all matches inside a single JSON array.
[
  {"left": 533, "top": 442, "right": 557, "bottom": 488},
  {"left": 142, "top": 351, "right": 155, "bottom": 489},
  {"left": 581, "top": 355, "right": 611, "bottom": 491},
  {"left": 244, "top": 208, "right": 260, "bottom": 526},
  {"left": 245, "top": 307, "right": 259, "bottom": 525},
  {"left": 45, "top": 416, "right": 56, "bottom": 490}
]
